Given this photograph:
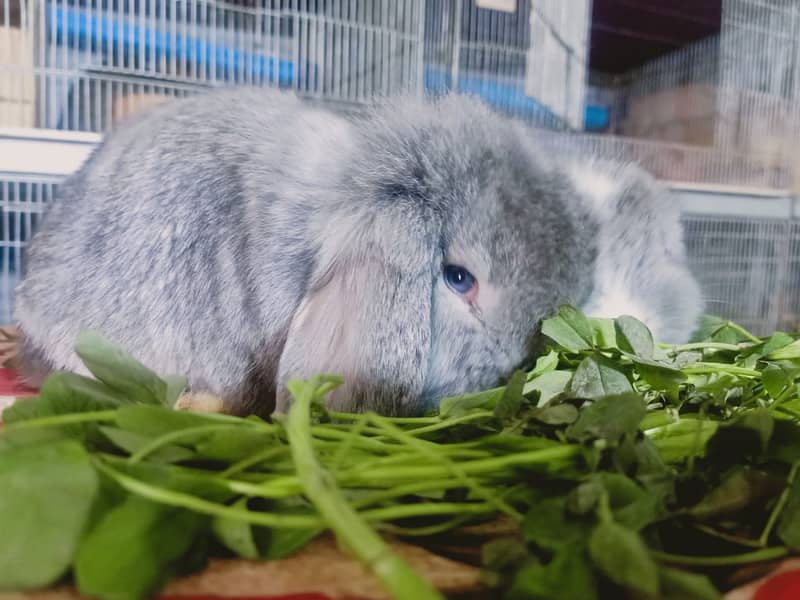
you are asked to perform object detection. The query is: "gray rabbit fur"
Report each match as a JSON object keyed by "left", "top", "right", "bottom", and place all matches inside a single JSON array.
[{"left": 13, "top": 87, "right": 703, "bottom": 417}]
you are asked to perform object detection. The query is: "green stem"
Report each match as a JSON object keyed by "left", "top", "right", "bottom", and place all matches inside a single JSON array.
[
  {"left": 94, "top": 458, "right": 320, "bottom": 528},
  {"left": 327, "top": 411, "right": 440, "bottom": 425},
  {"left": 640, "top": 410, "right": 680, "bottom": 431},
  {"left": 330, "top": 413, "right": 373, "bottom": 472},
  {"left": 682, "top": 363, "right": 761, "bottom": 378},
  {"left": 663, "top": 342, "right": 746, "bottom": 353},
  {"left": 362, "top": 502, "right": 493, "bottom": 521},
  {"left": 759, "top": 461, "right": 800, "bottom": 546},
  {"left": 772, "top": 385, "right": 800, "bottom": 408},
  {"left": 127, "top": 424, "right": 235, "bottom": 464},
  {"left": 310, "top": 426, "right": 400, "bottom": 453},
  {"left": 285, "top": 377, "right": 445, "bottom": 600},
  {"left": 224, "top": 476, "right": 303, "bottom": 499},
  {"left": 1, "top": 410, "right": 118, "bottom": 430},
  {"left": 692, "top": 524, "right": 765, "bottom": 549},
  {"left": 220, "top": 446, "right": 290, "bottom": 478},
  {"left": 230, "top": 463, "right": 503, "bottom": 501},
  {"left": 368, "top": 413, "right": 524, "bottom": 522},
  {"left": 176, "top": 411, "right": 263, "bottom": 426},
  {"left": 596, "top": 491, "right": 614, "bottom": 523},
  {"left": 377, "top": 516, "right": 477, "bottom": 537},
  {"left": 775, "top": 405, "right": 800, "bottom": 420},
  {"left": 403, "top": 411, "right": 496, "bottom": 437},
  {"left": 687, "top": 411, "right": 706, "bottom": 475},
  {"left": 101, "top": 451, "right": 303, "bottom": 499},
  {"left": 351, "top": 479, "right": 483, "bottom": 509},
  {"left": 98, "top": 456, "right": 492, "bottom": 531},
  {"left": 337, "top": 445, "right": 580, "bottom": 486},
  {"left": 101, "top": 452, "right": 304, "bottom": 499},
  {"left": 650, "top": 546, "right": 788, "bottom": 567},
  {"left": 334, "top": 446, "right": 492, "bottom": 476},
  {"left": 725, "top": 321, "right": 764, "bottom": 344},
  {"left": 320, "top": 423, "right": 400, "bottom": 437}
]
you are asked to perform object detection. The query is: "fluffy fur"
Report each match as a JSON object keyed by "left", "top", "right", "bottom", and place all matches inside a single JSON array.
[
  {"left": 13, "top": 88, "right": 703, "bottom": 416},
  {"left": 568, "top": 159, "right": 704, "bottom": 343}
]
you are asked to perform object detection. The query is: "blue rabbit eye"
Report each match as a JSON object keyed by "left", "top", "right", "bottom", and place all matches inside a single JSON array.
[{"left": 443, "top": 265, "right": 477, "bottom": 296}]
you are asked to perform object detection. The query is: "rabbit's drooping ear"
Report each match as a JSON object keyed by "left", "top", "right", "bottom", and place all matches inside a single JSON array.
[{"left": 274, "top": 212, "right": 437, "bottom": 416}]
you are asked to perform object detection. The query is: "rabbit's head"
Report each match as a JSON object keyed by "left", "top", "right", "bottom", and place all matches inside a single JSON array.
[
  {"left": 274, "top": 96, "right": 704, "bottom": 415},
  {"left": 274, "top": 95, "right": 599, "bottom": 416}
]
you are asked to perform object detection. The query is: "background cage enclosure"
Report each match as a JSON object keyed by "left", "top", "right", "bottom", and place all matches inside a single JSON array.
[{"left": 3, "top": 0, "right": 800, "bottom": 335}]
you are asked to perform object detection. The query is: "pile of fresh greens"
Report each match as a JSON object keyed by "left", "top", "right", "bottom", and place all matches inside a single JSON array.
[{"left": 2, "top": 305, "right": 800, "bottom": 600}]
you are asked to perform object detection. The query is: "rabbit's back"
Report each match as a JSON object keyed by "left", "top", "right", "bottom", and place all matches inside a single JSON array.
[{"left": 14, "top": 88, "right": 336, "bottom": 405}]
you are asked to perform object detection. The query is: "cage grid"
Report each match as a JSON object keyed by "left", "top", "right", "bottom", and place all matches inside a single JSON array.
[
  {"left": 0, "top": 176, "right": 56, "bottom": 325},
  {"left": 2, "top": 0, "right": 428, "bottom": 132},
  {"left": 2, "top": 0, "right": 800, "bottom": 334},
  {"left": 539, "top": 130, "right": 791, "bottom": 190},
  {"left": 1, "top": 0, "right": 598, "bottom": 132},
  {"left": 599, "top": 0, "right": 800, "bottom": 184},
  {"left": 682, "top": 215, "right": 795, "bottom": 335}
]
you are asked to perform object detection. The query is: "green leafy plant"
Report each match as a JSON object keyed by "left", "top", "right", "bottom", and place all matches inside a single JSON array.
[{"left": 1, "top": 307, "right": 800, "bottom": 600}]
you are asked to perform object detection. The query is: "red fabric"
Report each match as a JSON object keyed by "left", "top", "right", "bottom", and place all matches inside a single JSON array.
[
  {"left": 754, "top": 570, "right": 800, "bottom": 600},
  {"left": 0, "top": 368, "right": 38, "bottom": 427},
  {"left": 0, "top": 367, "right": 38, "bottom": 397}
]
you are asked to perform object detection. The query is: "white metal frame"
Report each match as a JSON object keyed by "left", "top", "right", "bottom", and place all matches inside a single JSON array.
[{"left": 0, "top": 128, "right": 99, "bottom": 179}]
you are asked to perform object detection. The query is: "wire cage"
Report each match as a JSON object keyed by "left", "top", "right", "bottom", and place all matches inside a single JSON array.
[
  {"left": 2, "top": 0, "right": 800, "bottom": 336},
  {"left": 0, "top": 177, "right": 56, "bottom": 325},
  {"left": 0, "top": 0, "right": 594, "bottom": 132},
  {"left": 682, "top": 215, "right": 796, "bottom": 335},
  {"left": 1, "top": 0, "right": 427, "bottom": 132},
  {"left": 605, "top": 0, "right": 800, "bottom": 176}
]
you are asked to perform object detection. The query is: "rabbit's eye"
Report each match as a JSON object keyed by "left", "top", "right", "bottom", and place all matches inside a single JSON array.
[{"left": 443, "top": 265, "right": 477, "bottom": 297}]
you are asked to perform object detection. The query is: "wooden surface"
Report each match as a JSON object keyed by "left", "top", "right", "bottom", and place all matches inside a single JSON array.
[{"left": 0, "top": 536, "right": 485, "bottom": 600}]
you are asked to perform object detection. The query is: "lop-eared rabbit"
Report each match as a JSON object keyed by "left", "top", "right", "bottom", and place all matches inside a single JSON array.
[{"left": 13, "top": 89, "right": 703, "bottom": 417}]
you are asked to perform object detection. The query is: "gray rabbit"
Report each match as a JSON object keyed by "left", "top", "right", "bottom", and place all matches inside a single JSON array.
[{"left": 12, "top": 88, "right": 703, "bottom": 417}]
